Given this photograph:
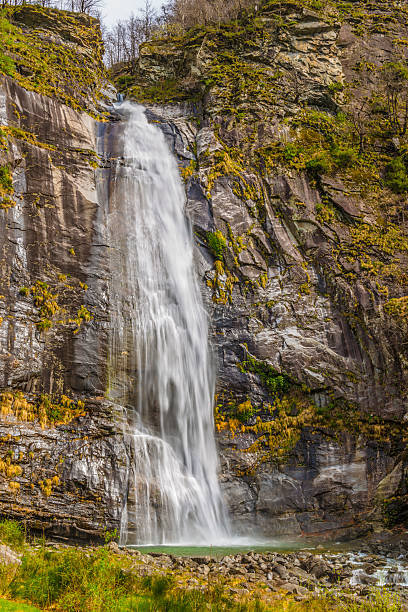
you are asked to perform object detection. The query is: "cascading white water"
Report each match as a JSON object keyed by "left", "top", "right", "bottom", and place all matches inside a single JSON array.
[{"left": 107, "top": 102, "right": 230, "bottom": 545}]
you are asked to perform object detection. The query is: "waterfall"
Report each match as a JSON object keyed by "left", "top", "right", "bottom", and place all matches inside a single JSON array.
[{"left": 106, "top": 102, "right": 230, "bottom": 545}]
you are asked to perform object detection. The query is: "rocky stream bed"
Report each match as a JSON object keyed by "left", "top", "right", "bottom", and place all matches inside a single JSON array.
[
  {"left": 47, "top": 538, "right": 408, "bottom": 607},
  {"left": 1, "top": 532, "right": 408, "bottom": 609}
]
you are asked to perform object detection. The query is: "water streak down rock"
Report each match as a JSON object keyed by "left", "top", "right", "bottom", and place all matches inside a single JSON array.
[{"left": 104, "top": 103, "right": 229, "bottom": 545}]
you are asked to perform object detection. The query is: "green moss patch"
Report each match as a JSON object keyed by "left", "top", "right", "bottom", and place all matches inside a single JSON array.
[
  {"left": 0, "top": 6, "right": 107, "bottom": 117},
  {"left": 207, "top": 230, "right": 227, "bottom": 260},
  {"left": 238, "top": 352, "right": 292, "bottom": 396}
]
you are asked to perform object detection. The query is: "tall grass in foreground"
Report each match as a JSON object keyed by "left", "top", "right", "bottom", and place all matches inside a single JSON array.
[
  {"left": 0, "top": 521, "right": 403, "bottom": 611},
  {"left": 0, "top": 521, "right": 25, "bottom": 552},
  {"left": 6, "top": 551, "right": 403, "bottom": 612}
]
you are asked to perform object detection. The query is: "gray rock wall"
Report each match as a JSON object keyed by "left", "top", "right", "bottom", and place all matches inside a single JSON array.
[
  {"left": 142, "top": 94, "right": 403, "bottom": 539},
  {"left": 0, "top": 77, "right": 108, "bottom": 395},
  {"left": 0, "top": 77, "right": 132, "bottom": 540}
]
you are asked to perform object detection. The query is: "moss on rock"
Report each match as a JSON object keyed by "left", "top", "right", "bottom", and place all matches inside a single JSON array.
[{"left": 0, "top": 5, "right": 108, "bottom": 117}]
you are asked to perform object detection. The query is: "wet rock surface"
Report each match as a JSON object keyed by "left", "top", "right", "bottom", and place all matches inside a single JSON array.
[
  {"left": 0, "top": 399, "right": 131, "bottom": 541},
  {"left": 141, "top": 92, "right": 405, "bottom": 539}
]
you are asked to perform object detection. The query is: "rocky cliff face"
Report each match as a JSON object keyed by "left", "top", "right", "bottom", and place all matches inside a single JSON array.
[
  {"left": 114, "top": 0, "right": 408, "bottom": 539},
  {"left": 0, "top": 0, "right": 407, "bottom": 543},
  {"left": 0, "top": 6, "right": 129, "bottom": 541}
]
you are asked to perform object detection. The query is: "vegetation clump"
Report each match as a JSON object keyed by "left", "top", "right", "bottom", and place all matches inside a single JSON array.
[
  {"left": 19, "top": 279, "right": 93, "bottom": 334},
  {"left": 384, "top": 156, "right": 408, "bottom": 193},
  {"left": 0, "top": 12, "right": 16, "bottom": 75},
  {"left": 238, "top": 351, "right": 291, "bottom": 396},
  {"left": 0, "top": 5, "right": 107, "bottom": 117},
  {"left": 0, "top": 390, "right": 85, "bottom": 429},
  {"left": 29, "top": 281, "right": 59, "bottom": 329},
  {"left": 0, "top": 520, "right": 25, "bottom": 552},
  {"left": 0, "top": 165, "right": 13, "bottom": 194},
  {"left": 72, "top": 304, "right": 94, "bottom": 333},
  {"left": 258, "top": 109, "right": 367, "bottom": 181},
  {"left": 384, "top": 296, "right": 408, "bottom": 320},
  {"left": 216, "top": 390, "right": 406, "bottom": 471},
  {"left": 0, "top": 163, "right": 14, "bottom": 209},
  {"left": 382, "top": 494, "right": 408, "bottom": 529},
  {"left": 206, "top": 259, "right": 238, "bottom": 305},
  {"left": 207, "top": 230, "right": 227, "bottom": 260}
]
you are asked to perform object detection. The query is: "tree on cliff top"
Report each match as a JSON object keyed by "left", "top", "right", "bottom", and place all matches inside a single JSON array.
[
  {"left": 104, "top": 0, "right": 157, "bottom": 69},
  {"left": 65, "top": 0, "right": 103, "bottom": 15},
  {"left": 162, "top": 0, "right": 260, "bottom": 29},
  {"left": 104, "top": 0, "right": 261, "bottom": 68},
  {"left": 0, "top": 0, "right": 103, "bottom": 16}
]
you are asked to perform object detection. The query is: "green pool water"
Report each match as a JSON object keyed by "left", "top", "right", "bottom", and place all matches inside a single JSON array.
[{"left": 127, "top": 541, "right": 321, "bottom": 559}]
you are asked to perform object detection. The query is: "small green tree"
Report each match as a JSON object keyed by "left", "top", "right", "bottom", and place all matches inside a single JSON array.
[
  {"left": 381, "top": 61, "right": 408, "bottom": 137},
  {"left": 0, "top": 13, "right": 16, "bottom": 77},
  {"left": 207, "top": 230, "right": 227, "bottom": 260},
  {"left": 385, "top": 155, "right": 408, "bottom": 193}
]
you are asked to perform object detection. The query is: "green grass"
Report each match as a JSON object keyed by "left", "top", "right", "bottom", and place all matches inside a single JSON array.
[
  {"left": 5, "top": 545, "right": 402, "bottom": 612},
  {"left": 1, "top": 588, "right": 401, "bottom": 612},
  {"left": 10, "top": 547, "right": 134, "bottom": 610},
  {"left": 0, "top": 521, "right": 25, "bottom": 553},
  {"left": 0, "top": 600, "right": 42, "bottom": 611},
  {"left": 0, "top": 522, "right": 403, "bottom": 612},
  {"left": 7, "top": 552, "right": 273, "bottom": 611}
]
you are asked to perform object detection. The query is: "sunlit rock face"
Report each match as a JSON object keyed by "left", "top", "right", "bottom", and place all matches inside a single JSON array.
[
  {"left": 0, "top": 74, "right": 130, "bottom": 540},
  {"left": 119, "top": 0, "right": 408, "bottom": 539},
  {"left": 0, "top": 6, "right": 128, "bottom": 540},
  {"left": 137, "top": 101, "right": 399, "bottom": 541},
  {"left": 0, "top": 78, "right": 106, "bottom": 394}
]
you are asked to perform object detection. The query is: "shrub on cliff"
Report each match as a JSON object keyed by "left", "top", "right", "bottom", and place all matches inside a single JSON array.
[
  {"left": 0, "top": 13, "right": 16, "bottom": 76},
  {"left": 207, "top": 230, "right": 227, "bottom": 260},
  {"left": 0, "top": 165, "right": 13, "bottom": 193},
  {"left": 384, "top": 156, "right": 408, "bottom": 193},
  {"left": 331, "top": 145, "right": 358, "bottom": 169},
  {"left": 0, "top": 520, "right": 25, "bottom": 552},
  {"left": 306, "top": 152, "right": 333, "bottom": 176}
]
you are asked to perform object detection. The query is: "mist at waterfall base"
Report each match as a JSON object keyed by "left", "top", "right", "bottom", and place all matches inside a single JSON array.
[{"left": 107, "top": 101, "right": 233, "bottom": 546}]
